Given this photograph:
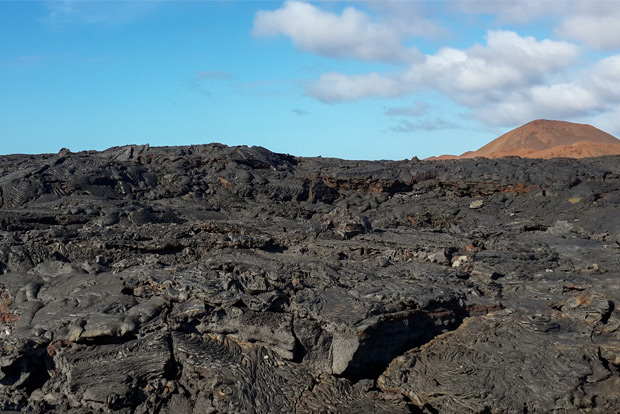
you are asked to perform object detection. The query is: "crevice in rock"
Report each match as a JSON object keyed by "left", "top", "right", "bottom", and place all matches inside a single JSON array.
[
  {"left": 0, "top": 341, "right": 50, "bottom": 395},
  {"left": 134, "top": 245, "right": 186, "bottom": 256},
  {"left": 291, "top": 328, "right": 306, "bottom": 364},
  {"left": 597, "top": 347, "right": 618, "bottom": 376},
  {"left": 162, "top": 332, "right": 182, "bottom": 382},
  {"left": 600, "top": 300, "right": 615, "bottom": 324},
  {"left": 340, "top": 303, "right": 471, "bottom": 382},
  {"left": 340, "top": 301, "right": 503, "bottom": 383},
  {"left": 522, "top": 224, "right": 549, "bottom": 232},
  {"left": 421, "top": 403, "right": 440, "bottom": 414}
]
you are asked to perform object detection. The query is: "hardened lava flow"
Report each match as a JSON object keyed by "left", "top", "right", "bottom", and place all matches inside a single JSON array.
[{"left": 1, "top": 143, "right": 620, "bottom": 413}]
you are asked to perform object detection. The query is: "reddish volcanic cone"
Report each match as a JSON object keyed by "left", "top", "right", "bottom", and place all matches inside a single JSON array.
[{"left": 428, "top": 120, "right": 620, "bottom": 160}]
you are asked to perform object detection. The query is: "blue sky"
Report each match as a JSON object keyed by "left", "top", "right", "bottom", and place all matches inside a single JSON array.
[{"left": 2, "top": 1, "right": 620, "bottom": 159}]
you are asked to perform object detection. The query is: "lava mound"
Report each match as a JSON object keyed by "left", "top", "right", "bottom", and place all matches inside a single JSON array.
[
  {"left": 429, "top": 119, "right": 620, "bottom": 160},
  {"left": 1, "top": 144, "right": 620, "bottom": 412}
]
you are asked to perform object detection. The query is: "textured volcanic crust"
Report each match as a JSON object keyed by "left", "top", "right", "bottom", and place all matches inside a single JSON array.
[
  {"left": 379, "top": 308, "right": 615, "bottom": 412},
  {"left": 0, "top": 144, "right": 620, "bottom": 412}
]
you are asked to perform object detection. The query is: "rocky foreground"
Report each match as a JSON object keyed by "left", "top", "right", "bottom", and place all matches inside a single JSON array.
[{"left": 1, "top": 144, "right": 619, "bottom": 413}]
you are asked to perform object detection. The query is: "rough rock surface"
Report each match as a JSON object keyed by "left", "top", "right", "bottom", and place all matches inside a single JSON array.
[{"left": 0, "top": 143, "right": 619, "bottom": 413}]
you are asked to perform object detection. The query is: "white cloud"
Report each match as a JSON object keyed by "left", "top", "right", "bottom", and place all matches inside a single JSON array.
[
  {"left": 307, "top": 72, "right": 403, "bottom": 102},
  {"left": 252, "top": 1, "right": 620, "bottom": 130},
  {"left": 474, "top": 98, "right": 536, "bottom": 126},
  {"left": 409, "top": 31, "right": 579, "bottom": 99},
  {"left": 474, "top": 56, "right": 620, "bottom": 126},
  {"left": 455, "top": 1, "right": 619, "bottom": 27},
  {"left": 557, "top": 12, "right": 620, "bottom": 49},
  {"left": 252, "top": 1, "right": 417, "bottom": 62},
  {"left": 359, "top": 0, "right": 449, "bottom": 39},
  {"left": 307, "top": 30, "right": 579, "bottom": 104},
  {"left": 594, "top": 55, "right": 620, "bottom": 82},
  {"left": 456, "top": 1, "right": 620, "bottom": 50},
  {"left": 411, "top": 47, "right": 525, "bottom": 94},
  {"left": 454, "top": 1, "right": 562, "bottom": 24},
  {"left": 390, "top": 118, "right": 457, "bottom": 132},
  {"left": 530, "top": 84, "right": 599, "bottom": 113},
  {"left": 475, "top": 84, "right": 601, "bottom": 126},
  {"left": 303, "top": 29, "right": 620, "bottom": 128}
]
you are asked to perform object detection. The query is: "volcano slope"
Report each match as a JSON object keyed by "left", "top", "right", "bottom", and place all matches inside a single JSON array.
[
  {"left": 1, "top": 144, "right": 620, "bottom": 413},
  {"left": 427, "top": 119, "right": 620, "bottom": 160}
]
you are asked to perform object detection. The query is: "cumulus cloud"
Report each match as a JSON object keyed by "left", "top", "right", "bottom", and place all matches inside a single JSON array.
[
  {"left": 557, "top": 12, "right": 620, "bottom": 49},
  {"left": 454, "top": 1, "right": 562, "bottom": 24},
  {"left": 307, "top": 30, "right": 579, "bottom": 104},
  {"left": 302, "top": 29, "right": 620, "bottom": 127},
  {"left": 252, "top": 1, "right": 418, "bottom": 62},
  {"left": 594, "top": 55, "right": 620, "bottom": 82},
  {"left": 457, "top": 1, "right": 620, "bottom": 50},
  {"left": 476, "top": 86, "right": 598, "bottom": 126},
  {"left": 360, "top": 1, "right": 448, "bottom": 39},
  {"left": 307, "top": 71, "right": 404, "bottom": 102},
  {"left": 252, "top": 1, "right": 620, "bottom": 129},
  {"left": 475, "top": 57, "right": 620, "bottom": 126},
  {"left": 530, "top": 84, "right": 599, "bottom": 113}
]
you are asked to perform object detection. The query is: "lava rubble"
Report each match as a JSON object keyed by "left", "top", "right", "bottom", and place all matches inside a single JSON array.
[{"left": 0, "top": 144, "right": 619, "bottom": 413}]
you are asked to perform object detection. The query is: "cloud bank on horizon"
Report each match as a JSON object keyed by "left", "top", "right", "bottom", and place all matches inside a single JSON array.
[{"left": 2, "top": 0, "right": 620, "bottom": 160}]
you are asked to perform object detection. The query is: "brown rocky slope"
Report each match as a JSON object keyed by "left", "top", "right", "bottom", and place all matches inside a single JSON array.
[{"left": 428, "top": 119, "right": 620, "bottom": 160}]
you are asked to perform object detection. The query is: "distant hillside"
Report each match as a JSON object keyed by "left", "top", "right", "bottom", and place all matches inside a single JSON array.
[{"left": 428, "top": 119, "right": 620, "bottom": 160}]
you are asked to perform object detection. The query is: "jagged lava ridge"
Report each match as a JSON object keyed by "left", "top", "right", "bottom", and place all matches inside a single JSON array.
[{"left": 0, "top": 143, "right": 620, "bottom": 412}]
